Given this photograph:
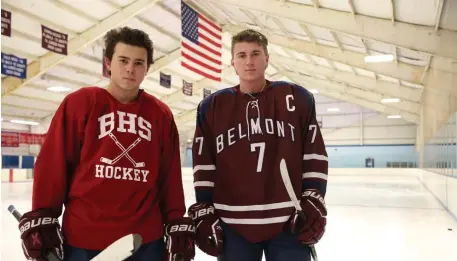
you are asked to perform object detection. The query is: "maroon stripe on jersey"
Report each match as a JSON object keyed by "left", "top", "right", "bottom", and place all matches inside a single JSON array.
[
  {"left": 194, "top": 170, "right": 215, "bottom": 183},
  {"left": 303, "top": 160, "right": 328, "bottom": 171},
  {"left": 303, "top": 145, "right": 327, "bottom": 153},
  {"left": 303, "top": 159, "right": 328, "bottom": 169}
]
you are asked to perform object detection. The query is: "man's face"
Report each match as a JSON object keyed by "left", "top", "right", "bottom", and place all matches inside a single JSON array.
[
  {"left": 231, "top": 41, "right": 269, "bottom": 82},
  {"left": 105, "top": 42, "right": 148, "bottom": 91}
]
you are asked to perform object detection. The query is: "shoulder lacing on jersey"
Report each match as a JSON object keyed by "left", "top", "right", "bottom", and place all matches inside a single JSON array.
[{"left": 245, "top": 100, "right": 263, "bottom": 140}]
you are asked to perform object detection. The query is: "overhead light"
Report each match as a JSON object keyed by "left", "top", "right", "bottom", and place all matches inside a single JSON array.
[
  {"left": 327, "top": 108, "right": 340, "bottom": 112},
  {"left": 187, "top": 139, "right": 192, "bottom": 143},
  {"left": 381, "top": 98, "right": 401, "bottom": 103},
  {"left": 387, "top": 115, "right": 402, "bottom": 119},
  {"left": 10, "top": 119, "right": 39, "bottom": 125},
  {"left": 364, "top": 54, "right": 394, "bottom": 63},
  {"left": 47, "top": 86, "right": 71, "bottom": 92},
  {"left": 309, "top": 89, "right": 318, "bottom": 94}
]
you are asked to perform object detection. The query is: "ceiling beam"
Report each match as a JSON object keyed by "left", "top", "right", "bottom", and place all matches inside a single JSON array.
[
  {"left": 225, "top": 24, "right": 420, "bottom": 82},
  {"left": 269, "top": 54, "right": 423, "bottom": 103},
  {"left": 1, "top": 0, "right": 163, "bottom": 97},
  {"left": 284, "top": 71, "right": 420, "bottom": 116},
  {"left": 2, "top": 3, "right": 78, "bottom": 37},
  {"left": 1, "top": 114, "right": 44, "bottom": 121},
  {"left": 210, "top": 0, "right": 457, "bottom": 60},
  {"left": 224, "top": 24, "right": 456, "bottom": 98}
]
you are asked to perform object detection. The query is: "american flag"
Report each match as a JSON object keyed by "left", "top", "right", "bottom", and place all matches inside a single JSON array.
[{"left": 181, "top": 1, "right": 222, "bottom": 82}]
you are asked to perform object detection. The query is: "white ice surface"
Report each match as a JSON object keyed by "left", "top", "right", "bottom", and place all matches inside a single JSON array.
[{"left": 2, "top": 171, "right": 457, "bottom": 261}]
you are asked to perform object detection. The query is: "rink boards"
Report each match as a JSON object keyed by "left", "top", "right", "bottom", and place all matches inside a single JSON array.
[{"left": 3, "top": 167, "right": 457, "bottom": 222}]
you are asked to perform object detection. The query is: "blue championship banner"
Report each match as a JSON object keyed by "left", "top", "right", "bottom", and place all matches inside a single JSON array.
[{"left": 1, "top": 52, "right": 27, "bottom": 79}]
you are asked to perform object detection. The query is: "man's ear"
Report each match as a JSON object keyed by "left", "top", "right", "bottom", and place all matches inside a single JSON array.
[
  {"left": 104, "top": 57, "right": 111, "bottom": 71},
  {"left": 231, "top": 59, "right": 238, "bottom": 75}
]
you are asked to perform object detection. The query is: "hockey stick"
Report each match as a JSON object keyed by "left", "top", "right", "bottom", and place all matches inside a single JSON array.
[
  {"left": 8, "top": 205, "right": 143, "bottom": 261},
  {"left": 108, "top": 133, "right": 145, "bottom": 167},
  {"left": 89, "top": 233, "right": 142, "bottom": 261},
  {"left": 279, "top": 159, "right": 319, "bottom": 261},
  {"left": 100, "top": 137, "right": 142, "bottom": 165}
]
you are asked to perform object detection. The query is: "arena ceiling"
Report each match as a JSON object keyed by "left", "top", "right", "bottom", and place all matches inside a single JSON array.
[{"left": 1, "top": 0, "right": 456, "bottom": 143}]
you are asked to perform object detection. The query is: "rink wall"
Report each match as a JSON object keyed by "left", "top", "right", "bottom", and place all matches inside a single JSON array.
[
  {"left": 4, "top": 167, "right": 456, "bottom": 222},
  {"left": 418, "top": 169, "right": 457, "bottom": 221},
  {"left": 322, "top": 113, "right": 417, "bottom": 146},
  {"left": 1, "top": 169, "right": 33, "bottom": 182},
  {"left": 419, "top": 111, "right": 457, "bottom": 221},
  {"left": 3, "top": 167, "right": 421, "bottom": 182}
]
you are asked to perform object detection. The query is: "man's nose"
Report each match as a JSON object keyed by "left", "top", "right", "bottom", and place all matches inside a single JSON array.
[
  {"left": 245, "top": 56, "right": 254, "bottom": 65},
  {"left": 126, "top": 63, "right": 135, "bottom": 73}
]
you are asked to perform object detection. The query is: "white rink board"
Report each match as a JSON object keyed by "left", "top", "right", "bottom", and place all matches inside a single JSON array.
[
  {"left": 419, "top": 169, "right": 457, "bottom": 222},
  {"left": 2, "top": 168, "right": 457, "bottom": 261}
]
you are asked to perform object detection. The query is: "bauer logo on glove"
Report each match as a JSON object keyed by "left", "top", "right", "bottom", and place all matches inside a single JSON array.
[
  {"left": 20, "top": 217, "right": 60, "bottom": 234},
  {"left": 190, "top": 203, "right": 215, "bottom": 220},
  {"left": 168, "top": 224, "right": 196, "bottom": 233}
]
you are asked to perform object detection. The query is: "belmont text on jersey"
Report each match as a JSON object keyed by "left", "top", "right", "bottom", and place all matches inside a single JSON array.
[
  {"left": 213, "top": 118, "right": 298, "bottom": 154},
  {"left": 207, "top": 94, "right": 300, "bottom": 154},
  {"left": 95, "top": 110, "right": 152, "bottom": 183}
]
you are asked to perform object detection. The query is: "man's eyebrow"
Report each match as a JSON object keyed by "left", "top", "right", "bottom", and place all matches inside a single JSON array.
[{"left": 118, "top": 56, "right": 145, "bottom": 62}]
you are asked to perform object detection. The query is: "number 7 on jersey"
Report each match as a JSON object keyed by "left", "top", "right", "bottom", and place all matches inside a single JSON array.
[{"left": 250, "top": 142, "right": 265, "bottom": 172}]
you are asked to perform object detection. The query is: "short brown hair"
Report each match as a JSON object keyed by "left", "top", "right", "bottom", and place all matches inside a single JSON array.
[
  {"left": 103, "top": 27, "right": 154, "bottom": 75},
  {"left": 231, "top": 29, "right": 268, "bottom": 56}
]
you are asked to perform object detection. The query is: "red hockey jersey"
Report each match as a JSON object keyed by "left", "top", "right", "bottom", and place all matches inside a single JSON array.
[
  {"left": 32, "top": 87, "right": 186, "bottom": 249},
  {"left": 192, "top": 80, "right": 328, "bottom": 242}
]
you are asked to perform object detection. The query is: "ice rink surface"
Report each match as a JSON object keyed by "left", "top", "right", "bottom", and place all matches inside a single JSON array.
[{"left": 2, "top": 169, "right": 457, "bottom": 261}]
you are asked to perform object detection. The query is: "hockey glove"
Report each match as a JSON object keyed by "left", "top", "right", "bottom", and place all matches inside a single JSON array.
[
  {"left": 164, "top": 217, "right": 195, "bottom": 261},
  {"left": 285, "top": 189, "right": 327, "bottom": 245},
  {"left": 18, "top": 208, "right": 65, "bottom": 261},
  {"left": 188, "top": 202, "right": 224, "bottom": 257}
]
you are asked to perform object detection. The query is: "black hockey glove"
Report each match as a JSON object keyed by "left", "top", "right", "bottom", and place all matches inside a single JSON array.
[
  {"left": 164, "top": 217, "right": 195, "bottom": 261},
  {"left": 188, "top": 202, "right": 224, "bottom": 256},
  {"left": 285, "top": 189, "right": 327, "bottom": 244},
  {"left": 18, "top": 208, "right": 65, "bottom": 261}
]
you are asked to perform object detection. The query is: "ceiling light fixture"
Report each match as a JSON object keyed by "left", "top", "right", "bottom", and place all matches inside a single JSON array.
[
  {"left": 327, "top": 108, "right": 340, "bottom": 112},
  {"left": 47, "top": 86, "right": 71, "bottom": 92},
  {"left": 10, "top": 119, "right": 39, "bottom": 125},
  {"left": 364, "top": 54, "right": 394, "bottom": 63},
  {"left": 381, "top": 98, "right": 401, "bottom": 103},
  {"left": 387, "top": 115, "right": 402, "bottom": 119},
  {"left": 309, "top": 89, "right": 319, "bottom": 94}
]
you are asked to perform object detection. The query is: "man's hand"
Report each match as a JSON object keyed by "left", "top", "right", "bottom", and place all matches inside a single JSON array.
[
  {"left": 19, "top": 208, "right": 65, "bottom": 261},
  {"left": 164, "top": 217, "right": 196, "bottom": 261},
  {"left": 286, "top": 189, "right": 327, "bottom": 244},
  {"left": 188, "top": 202, "right": 224, "bottom": 256}
]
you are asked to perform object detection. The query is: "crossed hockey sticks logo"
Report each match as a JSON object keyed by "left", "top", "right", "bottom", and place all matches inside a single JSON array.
[{"left": 100, "top": 133, "right": 145, "bottom": 167}]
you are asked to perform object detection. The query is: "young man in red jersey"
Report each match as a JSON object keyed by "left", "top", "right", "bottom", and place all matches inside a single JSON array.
[
  {"left": 187, "top": 29, "right": 328, "bottom": 261},
  {"left": 17, "top": 27, "right": 195, "bottom": 261}
]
